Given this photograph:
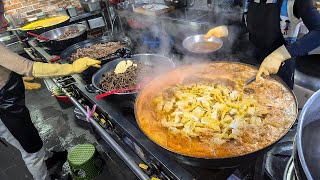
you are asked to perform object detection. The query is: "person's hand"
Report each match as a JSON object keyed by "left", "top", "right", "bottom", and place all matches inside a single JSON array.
[
  {"left": 33, "top": 57, "right": 101, "bottom": 78},
  {"left": 23, "top": 77, "right": 41, "bottom": 90},
  {"left": 256, "top": 45, "right": 291, "bottom": 80},
  {"left": 71, "top": 57, "right": 101, "bottom": 73},
  {"left": 204, "top": 25, "right": 229, "bottom": 39}
]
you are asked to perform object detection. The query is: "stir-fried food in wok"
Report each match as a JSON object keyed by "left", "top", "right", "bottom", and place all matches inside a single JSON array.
[
  {"left": 69, "top": 42, "right": 126, "bottom": 62},
  {"left": 136, "top": 62, "right": 297, "bottom": 158},
  {"left": 58, "top": 29, "right": 80, "bottom": 40},
  {"left": 100, "top": 60, "right": 152, "bottom": 92},
  {"left": 154, "top": 83, "right": 263, "bottom": 144}
]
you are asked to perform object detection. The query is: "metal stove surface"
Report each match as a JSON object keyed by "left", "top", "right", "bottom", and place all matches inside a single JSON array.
[
  {"left": 72, "top": 75, "right": 240, "bottom": 180},
  {"left": 29, "top": 43, "right": 280, "bottom": 180}
]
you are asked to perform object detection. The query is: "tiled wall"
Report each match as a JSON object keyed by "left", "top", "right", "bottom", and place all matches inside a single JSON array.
[{"left": 3, "top": 0, "right": 81, "bottom": 18}]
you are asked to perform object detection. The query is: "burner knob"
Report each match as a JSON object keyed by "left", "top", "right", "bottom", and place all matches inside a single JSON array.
[
  {"left": 138, "top": 163, "right": 161, "bottom": 176},
  {"left": 106, "top": 120, "right": 115, "bottom": 130},
  {"left": 150, "top": 163, "right": 160, "bottom": 175},
  {"left": 139, "top": 164, "right": 153, "bottom": 176}
]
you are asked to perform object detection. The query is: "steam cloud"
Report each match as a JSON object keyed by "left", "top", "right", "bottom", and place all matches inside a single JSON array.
[{"left": 115, "top": 0, "right": 254, "bottom": 79}]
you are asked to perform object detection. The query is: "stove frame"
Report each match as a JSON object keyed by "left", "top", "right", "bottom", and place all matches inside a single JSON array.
[{"left": 26, "top": 44, "right": 270, "bottom": 180}]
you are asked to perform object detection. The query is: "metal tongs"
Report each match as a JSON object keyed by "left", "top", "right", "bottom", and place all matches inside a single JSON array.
[
  {"left": 97, "top": 48, "right": 132, "bottom": 61},
  {"left": 244, "top": 74, "right": 257, "bottom": 86}
]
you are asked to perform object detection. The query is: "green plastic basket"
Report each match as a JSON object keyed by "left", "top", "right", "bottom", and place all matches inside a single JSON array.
[{"left": 68, "top": 144, "right": 103, "bottom": 180}]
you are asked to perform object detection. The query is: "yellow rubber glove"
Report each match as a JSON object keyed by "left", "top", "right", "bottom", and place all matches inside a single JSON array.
[
  {"left": 32, "top": 57, "right": 101, "bottom": 78},
  {"left": 22, "top": 77, "right": 42, "bottom": 90},
  {"left": 256, "top": 45, "right": 291, "bottom": 80},
  {"left": 24, "top": 81, "right": 42, "bottom": 90},
  {"left": 204, "top": 25, "right": 229, "bottom": 39}
]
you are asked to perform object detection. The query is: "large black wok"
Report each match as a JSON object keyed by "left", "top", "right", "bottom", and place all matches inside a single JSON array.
[
  {"left": 37, "top": 24, "right": 88, "bottom": 52},
  {"left": 91, "top": 54, "right": 175, "bottom": 95},
  {"left": 60, "top": 35, "right": 133, "bottom": 62},
  {"left": 60, "top": 36, "right": 133, "bottom": 84},
  {"left": 135, "top": 62, "right": 298, "bottom": 168},
  {"left": 9, "top": 15, "right": 70, "bottom": 37}
]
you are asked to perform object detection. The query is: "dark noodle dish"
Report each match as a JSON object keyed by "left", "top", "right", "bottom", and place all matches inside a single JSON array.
[
  {"left": 69, "top": 42, "right": 126, "bottom": 62},
  {"left": 100, "top": 60, "right": 153, "bottom": 92}
]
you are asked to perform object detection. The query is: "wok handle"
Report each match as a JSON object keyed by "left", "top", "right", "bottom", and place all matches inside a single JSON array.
[
  {"left": 27, "top": 32, "right": 49, "bottom": 41},
  {"left": 48, "top": 56, "right": 61, "bottom": 63},
  {"left": 95, "top": 87, "right": 138, "bottom": 99}
]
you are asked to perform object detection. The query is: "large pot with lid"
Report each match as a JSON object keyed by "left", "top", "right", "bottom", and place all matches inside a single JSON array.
[{"left": 296, "top": 89, "right": 320, "bottom": 179}]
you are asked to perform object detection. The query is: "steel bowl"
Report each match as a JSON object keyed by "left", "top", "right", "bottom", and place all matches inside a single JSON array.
[{"left": 182, "top": 34, "right": 223, "bottom": 54}]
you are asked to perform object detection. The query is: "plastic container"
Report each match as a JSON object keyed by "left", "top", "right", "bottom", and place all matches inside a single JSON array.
[{"left": 54, "top": 95, "right": 73, "bottom": 109}]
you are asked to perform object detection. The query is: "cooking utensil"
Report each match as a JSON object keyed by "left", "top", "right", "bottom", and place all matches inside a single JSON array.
[
  {"left": 38, "top": 24, "right": 87, "bottom": 51},
  {"left": 48, "top": 56, "right": 61, "bottom": 63},
  {"left": 135, "top": 62, "right": 298, "bottom": 168},
  {"left": 182, "top": 34, "right": 223, "bottom": 54},
  {"left": 95, "top": 77, "right": 151, "bottom": 99},
  {"left": 97, "top": 48, "right": 132, "bottom": 61},
  {"left": 296, "top": 89, "right": 320, "bottom": 180},
  {"left": 91, "top": 54, "right": 175, "bottom": 95},
  {"left": 60, "top": 36, "right": 133, "bottom": 62},
  {"left": 26, "top": 32, "right": 49, "bottom": 41},
  {"left": 8, "top": 16, "right": 70, "bottom": 37},
  {"left": 7, "top": 26, "right": 43, "bottom": 31},
  {"left": 244, "top": 75, "right": 256, "bottom": 86}
]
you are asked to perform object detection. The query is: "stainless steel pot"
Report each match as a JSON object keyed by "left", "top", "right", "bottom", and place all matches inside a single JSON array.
[{"left": 297, "top": 89, "right": 320, "bottom": 180}]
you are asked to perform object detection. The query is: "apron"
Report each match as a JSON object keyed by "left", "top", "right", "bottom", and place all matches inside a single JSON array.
[
  {"left": 243, "top": 0, "right": 296, "bottom": 89},
  {"left": 0, "top": 72, "right": 43, "bottom": 153}
]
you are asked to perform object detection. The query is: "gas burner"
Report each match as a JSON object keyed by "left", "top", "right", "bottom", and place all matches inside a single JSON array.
[
  {"left": 265, "top": 125, "right": 297, "bottom": 180},
  {"left": 265, "top": 141, "right": 293, "bottom": 180}
]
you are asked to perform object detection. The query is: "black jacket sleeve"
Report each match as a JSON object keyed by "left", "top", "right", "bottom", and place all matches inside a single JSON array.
[{"left": 286, "top": 0, "right": 320, "bottom": 57}]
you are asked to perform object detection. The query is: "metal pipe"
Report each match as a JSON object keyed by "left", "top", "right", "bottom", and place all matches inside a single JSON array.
[{"left": 53, "top": 79, "right": 150, "bottom": 180}]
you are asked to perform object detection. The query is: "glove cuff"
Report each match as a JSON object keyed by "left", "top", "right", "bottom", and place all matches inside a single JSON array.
[{"left": 272, "top": 45, "right": 292, "bottom": 62}]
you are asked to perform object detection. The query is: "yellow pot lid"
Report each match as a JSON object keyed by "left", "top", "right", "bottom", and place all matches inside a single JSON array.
[{"left": 21, "top": 15, "right": 70, "bottom": 30}]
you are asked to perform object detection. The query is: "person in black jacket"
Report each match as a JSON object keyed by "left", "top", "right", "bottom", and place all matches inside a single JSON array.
[{"left": 205, "top": 0, "right": 320, "bottom": 88}]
